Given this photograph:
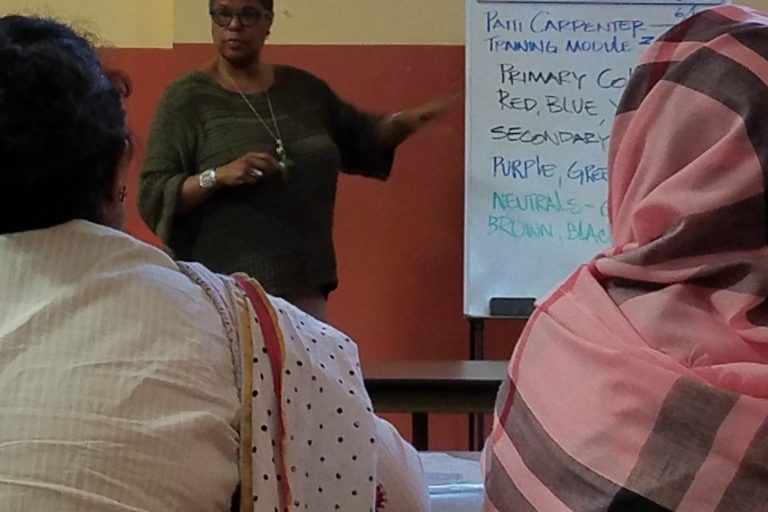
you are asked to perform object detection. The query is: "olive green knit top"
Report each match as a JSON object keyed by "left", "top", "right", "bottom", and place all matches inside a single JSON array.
[{"left": 138, "top": 65, "right": 393, "bottom": 295}]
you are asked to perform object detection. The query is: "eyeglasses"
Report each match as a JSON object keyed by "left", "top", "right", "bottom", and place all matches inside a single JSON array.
[{"left": 209, "top": 7, "right": 272, "bottom": 27}]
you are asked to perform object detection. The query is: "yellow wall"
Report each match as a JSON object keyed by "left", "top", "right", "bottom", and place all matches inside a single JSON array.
[
  {"left": 1, "top": 0, "right": 174, "bottom": 47},
  {"left": 3, "top": 0, "right": 768, "bottom": 47},
  {"left": 173, "top": 0, "right": 464, "bottom": 45},
  {"left": 2, "top": 0, "right": 464, "bottom": 47}
]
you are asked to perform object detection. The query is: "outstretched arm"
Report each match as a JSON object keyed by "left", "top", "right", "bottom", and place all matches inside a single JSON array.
[{"left": 375, "top": 90, "right": 462, "bottom": 148}]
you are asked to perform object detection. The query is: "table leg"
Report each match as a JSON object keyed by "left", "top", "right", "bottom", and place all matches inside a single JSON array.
[
  {"left": 476, "top": 413, "right": 485, "bottom": 451},
  {"left": 469, "top": 413, "right": 476, "bottom": 450},
  {"left": 412, "top": 412, "right": 429, "bottom": 450},
  {"left": 469, "top": 318, "right": 485, "bottom": 450}
]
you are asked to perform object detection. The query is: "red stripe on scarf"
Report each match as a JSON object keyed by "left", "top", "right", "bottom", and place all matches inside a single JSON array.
[{"left": 233, "top": 275, "right": 292, "bottom": 506}]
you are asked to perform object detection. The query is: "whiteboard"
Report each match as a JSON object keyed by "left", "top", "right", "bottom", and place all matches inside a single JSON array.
[{"left": 463, "top": 0, "right": 724, "bottom": 317}]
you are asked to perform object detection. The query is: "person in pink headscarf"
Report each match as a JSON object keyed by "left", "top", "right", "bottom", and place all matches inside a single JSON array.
[{"left": 483, "top": 5, "right": 768, "bottom": 511}]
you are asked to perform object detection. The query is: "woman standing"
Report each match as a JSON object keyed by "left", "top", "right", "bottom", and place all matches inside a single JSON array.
[{"left": 138, "top": 0, "right": 454, "bottom": 320}]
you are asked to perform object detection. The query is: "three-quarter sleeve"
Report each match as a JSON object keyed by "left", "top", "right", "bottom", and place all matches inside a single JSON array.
[
  {"left": 137, "top": 92, "right": 198, "bottom": 244},
  {"left": 325, "top": 86, "right": 395, "bottom": 180}
]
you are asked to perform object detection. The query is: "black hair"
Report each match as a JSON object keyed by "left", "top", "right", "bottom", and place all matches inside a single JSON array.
[
  {"left": 0, "top": 16, "right": 130, "bottom": 234},
  {"left": 209, "top": 0, "right": 274, "bottom": 13}
]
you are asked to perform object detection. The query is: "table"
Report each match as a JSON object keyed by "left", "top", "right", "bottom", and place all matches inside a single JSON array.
[{"left": 363, "top": 360, "right": 507, "bottom": 450}]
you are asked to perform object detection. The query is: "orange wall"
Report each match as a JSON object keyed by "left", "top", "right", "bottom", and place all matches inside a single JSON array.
[{"left": 109, "top": 43, "right": 527, "bottom": 362}]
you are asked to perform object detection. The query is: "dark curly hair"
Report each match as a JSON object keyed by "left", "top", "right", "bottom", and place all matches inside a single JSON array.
[
  {"left": 0, "top": 16, "right": 130, "bottom": 234},
  {"left": 209, "top": 0, "right": 274, "bottom": 13}
]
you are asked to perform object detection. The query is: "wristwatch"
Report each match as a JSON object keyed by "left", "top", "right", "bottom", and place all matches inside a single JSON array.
[{"left": 199, "top": 168, "right": 218, "bottom": 192}]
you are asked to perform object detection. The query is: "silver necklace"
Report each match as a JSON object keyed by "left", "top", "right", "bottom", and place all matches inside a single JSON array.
[{"left": 222, "top": 66, "right": 291, "bottom": 170}]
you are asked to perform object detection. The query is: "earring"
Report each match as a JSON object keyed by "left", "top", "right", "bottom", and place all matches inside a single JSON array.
[{"left": 119, "top": 186, "right": 127, "bottom": 203}]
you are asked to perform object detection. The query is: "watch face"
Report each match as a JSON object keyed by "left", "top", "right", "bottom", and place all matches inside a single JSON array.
[{"left": 200, "top": 169, "right": 218, "bottom": 191}]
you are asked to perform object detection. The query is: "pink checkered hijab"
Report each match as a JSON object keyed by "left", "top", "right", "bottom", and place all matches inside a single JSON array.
[{"left": 484, "top": 5, "right": 768, "bottom": 512}]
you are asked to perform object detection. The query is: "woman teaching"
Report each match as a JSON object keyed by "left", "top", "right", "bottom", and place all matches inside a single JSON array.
[{"left": 138, "top": 0, "right": 454, "bottom": 320}]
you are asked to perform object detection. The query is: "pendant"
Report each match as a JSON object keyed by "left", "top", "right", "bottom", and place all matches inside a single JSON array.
[
  {"left": 278, "top": 154, "right": 294, "bottom": 180},
  {"left": 275, "top": 139, "right": 293, "bottom": 180}
]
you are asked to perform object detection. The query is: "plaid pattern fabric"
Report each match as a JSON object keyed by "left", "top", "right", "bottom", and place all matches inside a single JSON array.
[{"left": 484, "top": 5, "right": 768, "bottom": 511}]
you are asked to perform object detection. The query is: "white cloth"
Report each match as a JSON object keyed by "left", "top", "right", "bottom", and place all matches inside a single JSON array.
[
  {"left": 0, "top": 221, "right": 240, "bottom": 511},
  {"left": 182, "top": 263, "right": 430, "bottom": 512}
]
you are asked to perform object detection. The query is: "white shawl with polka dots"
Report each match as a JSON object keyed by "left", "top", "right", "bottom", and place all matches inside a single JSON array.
[{"left": 179, "top": 263, "right": 429, "bottom": 512}]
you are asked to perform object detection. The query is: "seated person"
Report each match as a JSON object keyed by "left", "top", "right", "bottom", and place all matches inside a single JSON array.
[
  {"left": 484, "top": 5, "right": 768, "bottom": 511},
  {"left": 0, "top": 15, "right": 428, "bottom": 512}
]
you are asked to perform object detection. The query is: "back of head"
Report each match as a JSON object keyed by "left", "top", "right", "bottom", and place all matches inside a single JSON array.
[
  {"left": 0, "top": 16, "right": 129, "bottom": 235},
  {"left": 607, "top": 5, "right": 768, "bottom": 250}
]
